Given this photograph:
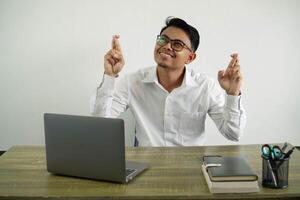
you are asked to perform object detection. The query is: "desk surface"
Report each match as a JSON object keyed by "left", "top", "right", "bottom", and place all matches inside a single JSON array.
[{"left": 0, "top": 144, "right": 299, "bottom": 200}]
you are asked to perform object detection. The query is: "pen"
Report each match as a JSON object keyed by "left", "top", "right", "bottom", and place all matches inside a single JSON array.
[
  {"left": 281, "top": 142, "right": 288, "bottom": 153},
  {"left": 283, "top": 147, "right": 295, "bottom": 159},
  {"left": 277, "top": 146, "right": 296, "bottom": 169}
]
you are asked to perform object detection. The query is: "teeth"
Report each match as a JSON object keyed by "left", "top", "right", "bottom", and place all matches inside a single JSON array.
[{"left": 160, "top": 52, "right": 172, "bottom": 57}]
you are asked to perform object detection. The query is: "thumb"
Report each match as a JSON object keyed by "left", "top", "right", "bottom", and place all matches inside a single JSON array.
[{"left": 218, "top": 70, "right": 225, "bottom": 79}]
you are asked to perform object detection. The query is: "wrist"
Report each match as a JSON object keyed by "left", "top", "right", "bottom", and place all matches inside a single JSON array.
[
  {"left": 104, "top": 71, "right": 119, "bottom": 78},
  {"left": 226, "top": 90, "right": 241, "bottom": 96}
]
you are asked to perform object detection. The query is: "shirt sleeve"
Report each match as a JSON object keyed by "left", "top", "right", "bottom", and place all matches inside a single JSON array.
[
  {"left": 90, "top": 74, "right": 130, "bottom": 118},
  {"left": 207, "top": 81, "right": 246, "bottom": 141}
]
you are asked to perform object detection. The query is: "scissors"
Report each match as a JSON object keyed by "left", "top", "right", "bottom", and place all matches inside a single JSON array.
[{"left": 261, "top": 144, "right": 283, "bottom": 160}]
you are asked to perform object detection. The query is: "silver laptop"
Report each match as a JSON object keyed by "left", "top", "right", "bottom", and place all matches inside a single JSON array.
[{"left": 44, "top": 113, "right": 149, "bottom": 183}]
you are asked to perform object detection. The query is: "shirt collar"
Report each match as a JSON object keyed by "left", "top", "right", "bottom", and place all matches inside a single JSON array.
[
  {"left": 184, "top": 67, "right": 198, "bottom": 87},
  {"left": 141, "top": 66, "right": 198, "bottom": 87},
  {"left": 141, "top": 67, "right": 158, "bottom": 83}
]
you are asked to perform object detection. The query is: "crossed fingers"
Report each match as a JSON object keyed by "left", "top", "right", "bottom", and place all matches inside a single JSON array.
[
  {"left": 111, "top": 35, "right": 122, "bottom": 51},
  {"left": 226, "top": 53, "right": 241, "bottom": 80},
  {"left": 105, "top": 35, "right": 124, "bottom": 66}
]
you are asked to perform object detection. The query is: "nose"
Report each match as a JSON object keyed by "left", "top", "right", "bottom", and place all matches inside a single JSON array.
[{"left": 164, "top": 42, "right": 173, "bottom": 51}]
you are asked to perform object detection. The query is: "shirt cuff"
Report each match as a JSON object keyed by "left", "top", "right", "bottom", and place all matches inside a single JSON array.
[
  {"left": 225, "top": 94, "right": 241, "bottom": 110},
  {"left": 97, "top": 74, "right": 116, "bottom": 92}
]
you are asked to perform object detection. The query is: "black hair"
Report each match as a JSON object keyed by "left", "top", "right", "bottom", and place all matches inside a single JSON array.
[{"left": 160, "top": 17, "right": 200, "bottom": 52}]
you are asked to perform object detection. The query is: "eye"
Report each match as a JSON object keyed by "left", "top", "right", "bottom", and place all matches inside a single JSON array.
[
  {"left": 157, "top": 36, "right": 168, "bottom": 45},
  {"left": 172, "top": 41, "right": 184, "bottom": 50}
]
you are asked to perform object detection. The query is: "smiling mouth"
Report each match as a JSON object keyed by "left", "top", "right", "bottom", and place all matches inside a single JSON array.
[{"left": 159, "top": 51, "right": 175, "bottom": 58}]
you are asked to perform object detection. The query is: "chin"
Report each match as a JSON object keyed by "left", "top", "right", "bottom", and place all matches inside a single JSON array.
[
  {"left": 156, "top": 59, "right": 170, "bottom": 69},
  {"left": 155, "top": 57, "right": 170, "bottom": 69},
  {"left": 157, "top": 64, "right": 169, "bottom": 69}
]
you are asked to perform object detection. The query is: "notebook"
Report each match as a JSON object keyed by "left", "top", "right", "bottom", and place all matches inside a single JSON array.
[
  {"left": 44, "top": 113, "right": 149, "bottom": 183},
  {"left": 201, "top": 156, "right": 259, "bottom": 193},
  {"left": 203, "top": 156, "right": 258, "bottom": 181}
]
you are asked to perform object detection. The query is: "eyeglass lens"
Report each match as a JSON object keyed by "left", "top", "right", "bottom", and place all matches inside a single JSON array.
[{"left": 157, "top": 35, "right": 185, "bottom": 51}]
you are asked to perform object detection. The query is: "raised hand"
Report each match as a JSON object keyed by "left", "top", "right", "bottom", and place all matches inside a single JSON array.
[
  {"left": 218, "top": 53, "right": 242, "bottom": 96},
  {"left": 104, "top": 35, "right": 125, "bottom": 77}
]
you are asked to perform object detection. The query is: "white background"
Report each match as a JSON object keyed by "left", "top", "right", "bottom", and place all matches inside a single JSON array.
[{"left": 1, "top": 0, "right": 299, "bottom": 150}]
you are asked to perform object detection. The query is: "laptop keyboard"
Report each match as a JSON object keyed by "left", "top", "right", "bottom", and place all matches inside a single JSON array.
[{"left": 126, "top": 168, "right": 137, "bottom": 176}]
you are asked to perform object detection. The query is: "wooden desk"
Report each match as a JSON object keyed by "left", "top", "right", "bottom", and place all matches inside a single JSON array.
[{"left": 0, "top": 144, "right": 299, "bottom": 200}]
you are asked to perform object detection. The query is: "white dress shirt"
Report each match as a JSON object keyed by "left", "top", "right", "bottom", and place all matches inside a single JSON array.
[{"left": 90, "top": 66, "right": 246, "bottom": 146}]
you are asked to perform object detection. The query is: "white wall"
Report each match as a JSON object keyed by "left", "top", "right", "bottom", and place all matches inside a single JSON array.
[{"left": 0, "top": 0, "right": 299, "bottom": 150}]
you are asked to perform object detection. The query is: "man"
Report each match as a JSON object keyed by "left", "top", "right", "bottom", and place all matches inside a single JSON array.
[{"left": 90, "top": 17, "right": 246, "bottom": 146}]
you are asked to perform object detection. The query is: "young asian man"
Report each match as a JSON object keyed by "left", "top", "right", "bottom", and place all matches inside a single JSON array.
[{"left": 90, "top": 17, "right": 246, "bottom": 146}]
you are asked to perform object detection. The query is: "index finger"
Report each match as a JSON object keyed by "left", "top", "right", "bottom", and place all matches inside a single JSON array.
[
  {"left": 112, "top": 35, "right": 122, "bottom": 51},
  {"left": 228, "top": 54, "right": 239, "bottom": 68}
]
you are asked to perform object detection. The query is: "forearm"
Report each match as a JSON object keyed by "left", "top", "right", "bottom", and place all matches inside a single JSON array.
[
  {"left": 90, "top": 74, "right": 128, "bottom": 118},
  {"left": 209, "top": 94, "right": 246, "bottom": 141}
]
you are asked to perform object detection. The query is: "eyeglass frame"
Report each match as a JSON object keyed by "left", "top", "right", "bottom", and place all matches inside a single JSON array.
[{"left": 156, "top": 35, "right": 193, "bottom": 52}]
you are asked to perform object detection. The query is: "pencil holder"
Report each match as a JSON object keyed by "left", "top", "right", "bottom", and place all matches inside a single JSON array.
[{"left": 262, "top": 156, "right": 289, "bottom": 188}]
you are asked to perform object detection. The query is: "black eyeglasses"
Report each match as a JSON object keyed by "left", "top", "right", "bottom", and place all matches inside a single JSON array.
[{"left": 156, "top": 35, "right": 193, "bottom": 52}]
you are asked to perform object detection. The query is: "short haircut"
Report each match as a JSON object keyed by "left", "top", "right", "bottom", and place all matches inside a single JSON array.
[{"left": 160, "top": 17, "right": 200, "bottom": 52}]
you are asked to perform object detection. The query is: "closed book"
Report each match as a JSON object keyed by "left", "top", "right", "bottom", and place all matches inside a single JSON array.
[
  {"left": 203, "top": 156, "right": 258, "bottom": 182},
  {"left": 201, "top": 164, "right": 259, "bottom": 193}
]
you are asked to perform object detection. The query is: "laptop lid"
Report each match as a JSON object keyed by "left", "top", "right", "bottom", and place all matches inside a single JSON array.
[{"left": 44, "top": 113, "right": 127, "bottom": 183}]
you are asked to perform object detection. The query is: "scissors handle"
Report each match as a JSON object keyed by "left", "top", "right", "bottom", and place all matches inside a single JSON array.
[
  {"left": 261, "top": 144, "right": 272, "bottom": 158},
  {"left": 272, "top": 145, "right": 283, "bottom": 160},
  {"left": 261, "top": 144, "right": 282, "bottom": 160}
]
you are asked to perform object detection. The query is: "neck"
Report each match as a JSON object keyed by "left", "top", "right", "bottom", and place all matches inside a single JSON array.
[{"left": 156, "top": 66, "right": 185, "bottom": 93}]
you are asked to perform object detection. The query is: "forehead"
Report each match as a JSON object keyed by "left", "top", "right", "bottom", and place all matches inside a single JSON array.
[{"left": 161, "top": 26, "right": 191, "bottom": 45}]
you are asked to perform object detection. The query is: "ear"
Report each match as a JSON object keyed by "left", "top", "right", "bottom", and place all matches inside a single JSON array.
[{"left": 185, "top": 53, "right": 197, "bottom": 65}]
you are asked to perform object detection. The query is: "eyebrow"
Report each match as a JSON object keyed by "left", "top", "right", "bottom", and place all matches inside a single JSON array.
[{"left": 161, "top": 34, "right": 186, "bottom": 44}]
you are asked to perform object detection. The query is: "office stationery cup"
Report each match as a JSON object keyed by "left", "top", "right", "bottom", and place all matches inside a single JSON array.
[{"left": 262, "top": 156, "right": 289, "bottom": 188}]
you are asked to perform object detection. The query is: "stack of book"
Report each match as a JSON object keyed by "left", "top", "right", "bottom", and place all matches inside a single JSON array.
[{"left": 201, "top": 156, "right": 259, "bottom": 193}]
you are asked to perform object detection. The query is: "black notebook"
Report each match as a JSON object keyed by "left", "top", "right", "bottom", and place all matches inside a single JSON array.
[{"left": 202, "top": 156, "right": 258, "bottom": 182}]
